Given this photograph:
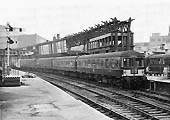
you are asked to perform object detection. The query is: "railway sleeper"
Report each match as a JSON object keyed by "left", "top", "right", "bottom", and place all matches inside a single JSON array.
[
  {"left": 156, "top": 115, "right": 170, "bottom": 119},
  {"left": 149, "top": 111, "right": 165, "bottom": 114},
  {"left": 153, "top": 113, "right": 170, "bottom": 116},
  {"left": 132, "top": 114, "right": 144, "bottom": 118},
  {"left": 141, "top": 108, "right": 157, "bottom": 112},
  {"left": 147, "top": 109, "right": 160, "bottom": 112},
  {"left": 132, "top": 105, "right": 147, "bottom": 108}
]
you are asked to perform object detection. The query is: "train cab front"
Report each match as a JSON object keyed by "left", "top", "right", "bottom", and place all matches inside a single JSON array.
[{"left": 121, "top": 57, "right": 147, "bottom": 89}]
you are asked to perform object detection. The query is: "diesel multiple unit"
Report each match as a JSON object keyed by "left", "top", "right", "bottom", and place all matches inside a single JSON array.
[{"left": 18, "top": 50, "right": 148, "bottom": 89}]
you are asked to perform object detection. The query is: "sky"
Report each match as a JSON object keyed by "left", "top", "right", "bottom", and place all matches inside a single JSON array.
[{"left": 0, "top": 0, "right": 170, "bottom": 43}]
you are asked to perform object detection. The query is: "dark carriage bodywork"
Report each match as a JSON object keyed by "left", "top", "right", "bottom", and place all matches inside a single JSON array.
[
  {"left": 77, "top": 50, "right": 145, "bottom": 78},
  {"left": 20, "top": 58, "right": 37, "bottom": 71},
  {"left": 0, "top": 56, "right": 3, "bottom": 86},
  {"left": 19, "top": 50, "right": 147, "bottom": 89},
  {"left": 147, "top": 54, "right": 170, "bottom": 76},
  {"left": 52, "top": 56, "right": 78, "bottom": 72}
]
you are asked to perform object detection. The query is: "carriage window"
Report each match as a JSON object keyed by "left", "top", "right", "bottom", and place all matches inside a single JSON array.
[
  {"left": 82, "top": 60, "right": 85, "bottom": 66},
  {"left": 92, "top": 59, "right": 95, "bottom": 64},
  {"left": 81, "top": 60, "right": 83, "bottom": 67},
  {"left": 78, "top": 61, "right": 81, "bottom": 67},
  {"left": 85, "top": 59, "right": 88, "bottom": 66},
  {"left": 111, "top": 59, "right": 118, "bottom": 69},
  {"left": 101, "top": 59, "right": 104, "bottom": 67},
  {"left": 163, "top": 59, "right": 165, "bottom": 65},
  {"left": 105, "top": 59, "right": 110, "bottom": 68},
  {"left": 81, "top": 60, "right": 83, "bottom": 66},
  {"left": 80, "top": 61, "right": 82, "bottom": 66},
  {"left": 89, "top": 60, "right": 92, "bottom": 67},
  {"left": 150, "top": 58, "right": 161, "bottom": 65},
  {"left": 87, "top": 60, "right": 91, "bottom": 67},
  {"left": 164, "top": 58, "right": 170, "bottom": 65},
  {"left": 69, "top": 61, "right": 73, "bottom": 66},
  {"left": 87, "top": 59, "right": 89, "bottom": 66},
  {"left": 96, "top": 59, "right": 100, "bottom": 68}
]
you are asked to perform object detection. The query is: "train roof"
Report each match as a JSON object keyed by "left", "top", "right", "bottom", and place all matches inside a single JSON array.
[
  {"left": 148, "top": 54, "right": 170, "bottom": 58},
  {"left": 78, "top": 50, "right": 144, "bottom": 59}
]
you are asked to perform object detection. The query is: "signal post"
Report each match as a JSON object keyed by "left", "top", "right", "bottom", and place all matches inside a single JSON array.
[{"left": 2, "top": 23, "right": 22, "bottom": 87}]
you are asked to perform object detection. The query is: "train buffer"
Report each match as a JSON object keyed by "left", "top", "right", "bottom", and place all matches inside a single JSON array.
[{"left": 3, "top": 75, "right": 21, "bottom": 87}]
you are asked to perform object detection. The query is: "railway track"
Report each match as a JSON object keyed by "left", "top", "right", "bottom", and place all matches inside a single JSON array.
[
  {"left": 37, "top": 72, "right": 170, "bottom": 106},
  {"left": 147, "top": 90, "right": 170, "bottom": 99},
  {"left": 131, "top": 90, "right": 170, "bottom": 105},
  {"left": 36, "top": 73, "right": 170, "bottom": 120}
]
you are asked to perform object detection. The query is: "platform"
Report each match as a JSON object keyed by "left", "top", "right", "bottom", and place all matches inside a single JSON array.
[
  {"left": 0, "top": 70, "right": 112, "bottom": 120},
  {"left": 147, "top": 75, "right": 170, "bottom": 94},
  {"left": 147, "top": 75, "right": 170, "bottom": 83}
]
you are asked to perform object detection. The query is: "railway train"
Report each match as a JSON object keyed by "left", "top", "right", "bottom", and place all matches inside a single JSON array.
[
  {"left": 0, "top": 56, "right": 3, "bottom": 82},
  {"left": 0, "top": 50, "right": 4, "bottom": 85},
  {"left": 146, "top": 54, "right": 170, "bottom": 78},
  {"left": 16, "top": 50, "right": 148, "bottom": 89}
]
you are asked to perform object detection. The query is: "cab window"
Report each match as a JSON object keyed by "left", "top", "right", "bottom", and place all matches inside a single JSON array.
[{"left": 135, "top": 58, "right": 144, "bottom": 67}]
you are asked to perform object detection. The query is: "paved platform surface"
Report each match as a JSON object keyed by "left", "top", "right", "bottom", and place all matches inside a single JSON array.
[
  {"left": 0, "top": 70, "right": 112, "bottom": 120},
  {"left": 147, "top": 75, "right": 170, "bottom": 83}
]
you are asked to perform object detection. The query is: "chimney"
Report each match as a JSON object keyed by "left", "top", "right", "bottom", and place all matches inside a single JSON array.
[
  {"left": 57, "top": 34, "right": 60, "bottom": 40},
  {"left": 169, "top": 26, "right": 170, "bottom": 36},
  {"left": 53, "top": 34, "right": 60, "bottom": 41}
]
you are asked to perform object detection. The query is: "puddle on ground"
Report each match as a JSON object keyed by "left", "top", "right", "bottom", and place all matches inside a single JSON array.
[{"left": 32, "top": 103, "right": 60, "bottom": 113}]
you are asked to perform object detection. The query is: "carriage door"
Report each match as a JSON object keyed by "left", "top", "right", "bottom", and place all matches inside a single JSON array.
[{"left": 131, "top": 57, "right": 138, "bottom": 74}]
